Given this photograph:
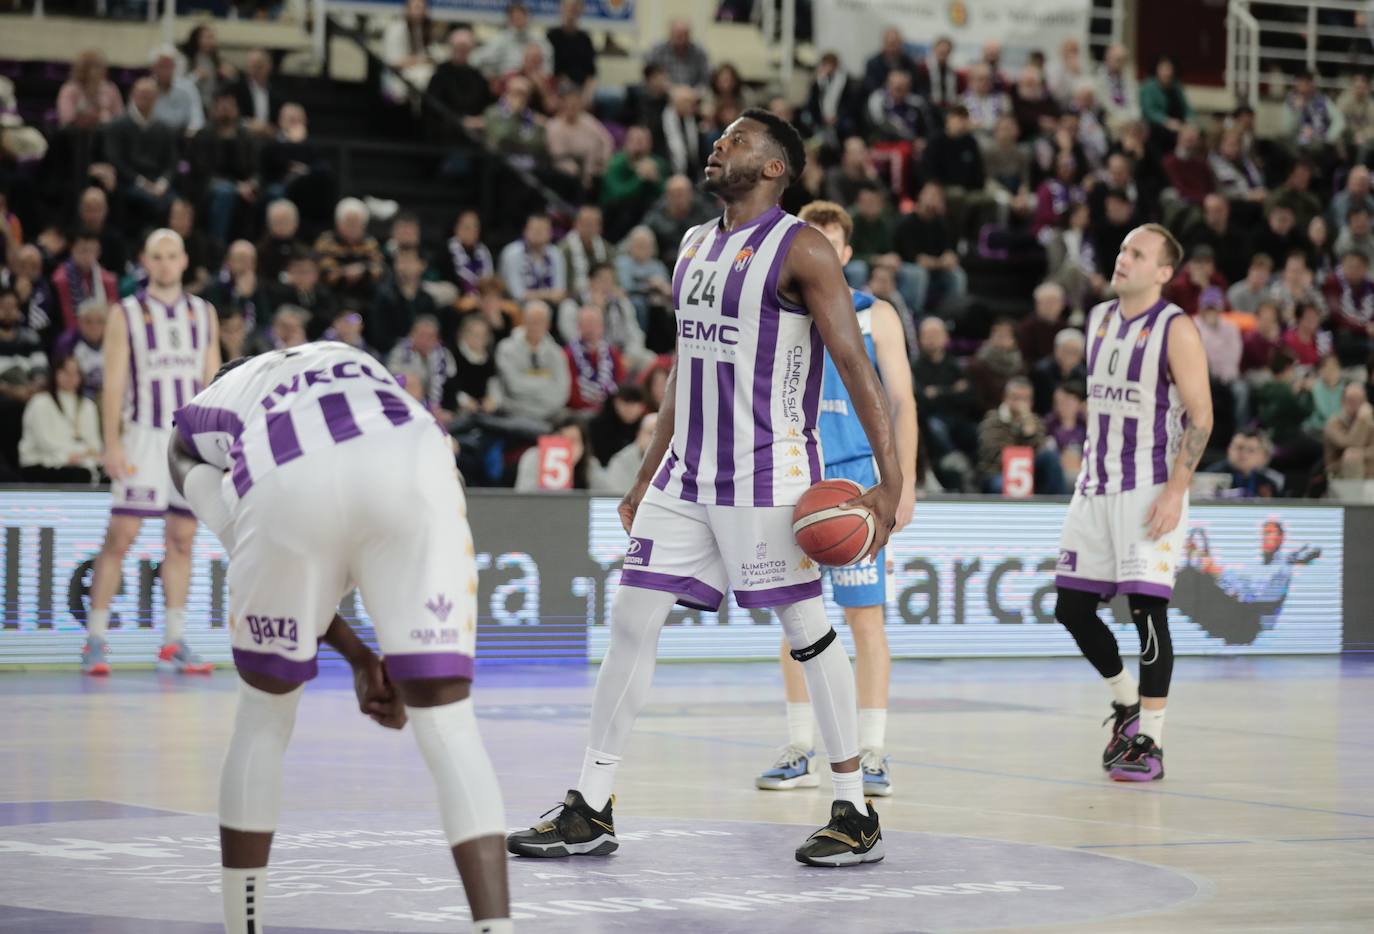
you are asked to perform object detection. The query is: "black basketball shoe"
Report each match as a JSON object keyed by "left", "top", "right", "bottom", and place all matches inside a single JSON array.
[
  {"left": 795, "top": 800, "right": 884, "bottom": 867},
  {"left": 1102, "top": 701, "right": 1140, "bottom": 770},
  {"left": 506, "top": 790, "right": 618, "bottom": 858}
]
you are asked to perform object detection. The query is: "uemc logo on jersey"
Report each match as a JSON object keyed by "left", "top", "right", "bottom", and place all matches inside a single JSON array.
[
  {"left": 677, "top": 319, "right": 740, "bottom": 346},
  {"left": 1090, "top": 384, "right": 1143, "bottom": 403}
]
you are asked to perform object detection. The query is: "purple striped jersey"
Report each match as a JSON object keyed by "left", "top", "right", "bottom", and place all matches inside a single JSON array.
[
  {"left": 121, "top": 290, "right": 214, "bottom": 430},
  {"left": 1079, "top": 298, "right": 1187, "bottom": 496},
  {"left": 653, "top": 205, "right": 823, "bottom": 508},
  {"left": 172, "top": 342, "right": 433, "bottom": 498}
]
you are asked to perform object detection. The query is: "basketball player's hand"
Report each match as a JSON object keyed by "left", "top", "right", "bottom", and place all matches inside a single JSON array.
[
  {"left": 354, "top": 654, "right": 407, "bottom": 730},
  {"left": 618, "top": 480, "right": 648, "bottom": 533},
  {"left": 1145, "top": 487, "right": 1185, "bottom": 540},
  {"left": 848, "top": 481, "right": 899, "bottom": 560},
  {"left": 103, "top": 442, "right": 132, "bottom": 481}
]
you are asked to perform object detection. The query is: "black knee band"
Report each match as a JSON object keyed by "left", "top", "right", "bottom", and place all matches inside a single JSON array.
[
  {"left": 789, "top": 627, "right": 838, "bottom": 662},
  {"left": 1128, "top": 594, "right": 1174, "bottom": 697}
]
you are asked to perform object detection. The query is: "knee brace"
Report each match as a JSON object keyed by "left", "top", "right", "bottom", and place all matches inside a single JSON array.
[
  {"left": 219, "top": 680, "right": 303, "bottom": 833},
  {"left": 788, "top": 627, "right": 838, "bottom": 662},
  {"left": 1128, "top": 594, "right": 1174, "bottom": 697}
]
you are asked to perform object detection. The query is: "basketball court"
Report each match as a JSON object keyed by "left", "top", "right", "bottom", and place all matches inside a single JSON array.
[{"left": 2, "top": 654, "right": 1370, "bottom": 932}]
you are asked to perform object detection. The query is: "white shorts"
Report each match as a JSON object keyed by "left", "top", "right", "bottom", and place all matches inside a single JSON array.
[
  {"left": 1055, "top": 482, "right": 1188, "bottom": 600},
  {"left": 110, "top": 425, "right": 191, "bottom": 518},
  {"left": 620, "top": 485, "right": 822, "bottom": 610},
  {"left": 226, "top": 420, "right": 477, "bottom": 684}
]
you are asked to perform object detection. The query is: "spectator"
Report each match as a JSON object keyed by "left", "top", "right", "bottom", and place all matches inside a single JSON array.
[
  {"left": 381, "top": 0, "right": 441, "bottom": 103},
  {"left": 621, "top": 63, "right": 671, "bottom": 128},
  {"left": 500, "top": 213, "right": 567, "bottom": 305},
  {"left": 495, "top": 300, "right": 571, "bottom": 424},
  {"left": 866, "top": 69, "right": 932, "bottom": 143},
  {"left": 1241, "top": 301, "right": 1285, "bottom": 376},
  {"left": 1044, "top": 379, "right": 1088, "bottom": 482},
  {"left": 190, "top": 88, "right": 259, "bottom": 245},
  {"left": 498, "top": 43, "right": 559, "bottom": 117},
  {"left": 1259, "top": 348, "right": 1317, "bottom": 446},
  {"left": 825, "top": 137, "right": 880, "bottom": 208},
  {"left": 1266, "top": 160, "right": 1323, "bottom": 234},
  {"left": 1139, "top": 54, "right": 1191, "bottom": 149},
  {"left": 1162, "top": 123, "right": 1215, "bottom": 213},
  {"left": 17, "top": 353, "right": 100, "bottom": 484},
  {"left": 461, "top": 276, "right": 520, "bottom": 342},
  {"left": 1228, "top": 253, "right": 1277, "bottom": 314},
  {"left": 1095, "top": 43, "right": 1140, "bottom": 133},
  {"left": 1199, "top": 285, "right": 1243, "bottom": 434},
  {"left": 1165, "top": 244, "right": 1228, "bottom": 316},
  {"left": 1284, "top": 301, "right": 1328, "bottom": 367},
  {"left": 1324, "top": 382, "right": 1374, "bottom": 481},
  {"left": 564, "top": 303, "right": 624, "bottom": 411},
  {"left": 1069, "top": 84, "right": 1110, "bottom": 169},
  {"left": 1209, "top": 128, "right": 1267, "bottom": 205},
  {"left": 5, "top": 245, "right": 55, "bottom": 343},
  {"left": 1032, "top": 149, "right": 1087, "bottom": 237},
  {"left": 862, "top": 27, "right": 919, "bottom": 96},
  {"left": 57, "top": 49, "right": 123, "bottom": 130},
  {"left": 51, "top": 232, "right": 116, "bottom": 335},
  {"left": 600, "top": 124, "right": 666, "bottom": 240},
  {"left": 0, "top": 286, "right": 46, "bottom": 474},
  {"left": 645, "top": 19, "right": 710, "bottom": 89},
  {"left": 1017, "top": 281, "right": 1067, "bottom": 364},
  {"left": 547, "top": 84, "right": 615, "bottom": 195},
  {"left": 656, "top": 85, "right": 706, "bottom": 178},
  {"left": 1335, "top": 204, "right": 1374, "bottom": 266},
  {"left": 892, "top": 182, "right": 966, "bottom": 314},
  {"left": 1204, "top": 430, "right": 1284, "bottom": 498},
  {"left": 864, "top": 263, "right": 917, "bottom": 354},
  {"left": 560, "top": 262, "right": 647, "bottom": 364},
  {"left": 515, "top": 415, "right": 601, "bottom": 490},
  {"left": 272, "top": 249, "right": 337, "bottom": 338},
  {"left": 370, "top": 246, "right": 437, "bottom": 356},
  {"left": 1089, "top": 189, "right": 1137, "bottom": 285},
  {"left": 1322, "top": 249, "right": 1374, "bottom": 366},
  {"left": 386, "top": 314, "right": 455, "bottom": 413},
  {"left": 382, "top": 211, "right": 426, "bottom": 270},
  {"left": 706, "top": 63, "right": 748, "bottom": 130},
  {"left": 1031, "top": 326, "right": 1086, "bottom": 415},
  {"left": 205, "top": 240, "right": 271, "bottom": 333},
  {"left": 482, "top": 76, "right": 546, "bottom": 173},
  {"left": 596, "top": 409, "right": 655, "bottom": 495},
  {"left": 73, "top": 186, "right": 128, "bottom": 276},
  {"left": 911, "top": 316, "right": 976, "bottom": 481},
  {"left": 1043, "top": 37, "right": 1086, "bottom": 105},
  {"left": 1329, "top": 165, "right": 1374, "bottom": 228},
  {"left": 615, "top": 225, "right": 672, "bottom": 334},
  {"left": 976, "top": 40, "right": 1009, "bottom": 92},
  {"left": 217, "top": 307, "right": 255, "bottom": 361},
  {"left": 1046, "top": 201, "right": 1103, "bottom": 311},
  {"left": 181, "top": 24, "right": 236, "bottom": 112},
  {"left": 1253, "top": 205, "right": 1304, "bottom": 281},
  {"left": 924, "top": 105, "right": 989, "bottom": 239},
  {"left": 547, "top": 0, "right": 596, "bottom": 88},
  {"left": 322, "top": 309, "right": 376, "bottom": 358},
  {"left": 446, "top": 313, "right": 502, "bottom": 416},
  {"left": 314, "top": 197, "right": 385, "bottom": 306},
  {"left": 978, "top": 376, "right": 1066, "bottom": 494},
  {"left": 918, "top": 36, "right": 962, "bottom": 110},
  {"left": 844, "top": 185, "right": 896, "bottom": 288},
  {"left": 642, "top": 174, "right": 714, "bottom": 266},
  {"left": 1011, "top": 65, "right": 1059, "bottom": 142},
  {"left": 1109, "top": 118, "right": 1167, "bottom": 216},
  {"left": 438, "top": 209, "right": 494, "bottom": 301},
  {"left": 149, "top": 45, "right": 204, "bottom": 136},
  {"left": 970, "top": 316, "right": 1027, "bottom": 412},
  {"left": 981, "top": 114, "right": 1034, "bottom": 222},
  {"left": 428, "top": 27, "right": 492, "bottom": 130},
  {"left": 233, "top": 50, "right": 281, "bottom": 135},
  {"left": 1306, "top": 214, "right": 1337, "bottom": 282},
  {"left": 588, "top": 381, "right": 647, "bottom": 466},
  {"left": 802, "top": 52, "right": 863, "bottom": 143},
  {"left": 1338, "top": 72, "right": 1374, "bottom": 163},
  {"left": 1283, "top": 70, "right": 1344, "bottom": 155},
  {"left": 259, "top": 103, "right": 335, "bottom": 225},
  {"left": 102, "top": 78, "right": 178, "bottom": 227},
  {"left": 474, "top": 1, "right": 555, "bottom": 80},
  {"left": 168, "top": 198, "right": 218, "bottom": 292},
  {"left": 257, "top": 199, "right": 302, "bottom": 284},
  {"left": 962, "top": 64, "right": 1013, "bottom": 139},
  {"left": 1306, "top": 352, "right": 1346, "bottom": 434}
]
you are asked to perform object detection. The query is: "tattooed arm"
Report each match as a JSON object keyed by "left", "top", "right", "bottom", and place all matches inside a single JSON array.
[{"left": 1146, "top": 314, "right": 1213, "bottom": 539}]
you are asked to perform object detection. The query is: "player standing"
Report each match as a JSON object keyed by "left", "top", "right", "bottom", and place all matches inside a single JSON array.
[
  {"left": 168, "top": 342, "right": 511, "bottom": 933},
  {"left": 81, "top": 229, "right": 220, "bottom": 674},
  {"left": 507, "top": 111, "right": 902, "bottom": 867},
  {"left": 756, "top": 202, "right": 917, "bottom": 797},
  {"left": 1053, "top": 224, "right": 1213, "bottom": 781}
]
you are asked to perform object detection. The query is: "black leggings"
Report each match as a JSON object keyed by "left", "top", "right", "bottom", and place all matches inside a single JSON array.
[{"left": 1054, "top": 588, "right": 1174, "bottom": 698}]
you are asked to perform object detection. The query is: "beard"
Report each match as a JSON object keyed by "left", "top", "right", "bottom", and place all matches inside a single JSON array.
[{"left": 703, "top": 161, "right": 763, "bottom": 195}]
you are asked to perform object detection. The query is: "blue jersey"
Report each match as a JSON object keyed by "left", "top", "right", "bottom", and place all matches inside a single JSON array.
[{"left": 817, "top": 290, "right": 879, "bottom": 468}]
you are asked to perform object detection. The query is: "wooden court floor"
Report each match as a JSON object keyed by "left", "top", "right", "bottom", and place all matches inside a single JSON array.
[{"left": 1, "top": 655, "right": 1371, "bottom": 932}]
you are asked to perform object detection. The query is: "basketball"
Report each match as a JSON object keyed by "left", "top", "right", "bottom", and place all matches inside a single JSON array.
[{"left": 792, "top": 479, "right": 876, "bottom": 567}]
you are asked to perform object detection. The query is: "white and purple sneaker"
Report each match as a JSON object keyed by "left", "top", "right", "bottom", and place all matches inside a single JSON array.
[
  {"left": 1102, "top": 701, "right": 1140, "bottom": 770},
  {"left": 1109, "top": 734, "right": 1164, "bottom": 782}
]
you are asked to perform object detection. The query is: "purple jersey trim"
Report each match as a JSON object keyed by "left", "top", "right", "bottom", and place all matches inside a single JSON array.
[
  {"left": 232, "top": 647, "right": 318, "bottom": 683},
  {"left": 1120, "top": 416, "right": 1138, "bottom": 491},
  {"left": 378, "top": 390, "right": 412, "bottom": 426},
  {"left": 735, "top": 578, "right": 823, "bottom": 608},
  {"left": 714, "top": 361, "right": 736, "bottom": 505},
  {"left": 111, "top": 506, "right": 168, "bottom": 517},
  {"left": 125, "top": 304, "right": 140, "bottom": 423},
  {"left": 319, "top": 392, "right": 362, "bottom": 443},
  {"left": 672, "top": 227, "right": 712, "bottom": 307},
  {"left": 751, "top": 222, "right": 803, "bottom": 508},
  {"left": 680, "top": 357, "right": 705, "bottom": 502},
  {"left": 653, "top": 451, "right": 678, "bottom": 492},
  {"left": 150, "top": 378, "right": 163, "bottom": 429},
  {"left": 720, "top": 208, "right": 785, "bottom": 319},
  {"left": 385, "top": 652, "right": 475, "bottom": 682},
  {"left": 187, "top": 299, "right": 200, "bottom": 350},
  {"left": 1086, "top": 301, "right": 1115, "bottom": 373},
  {"left": 1054, "top": 573, "right": 1117, "bottom": 598},
  {"left": 173, "top": 378, "right": 185, "bottom": 412},
  {"left": 1117, "top": 580, "right": 1174, "bottom": 599},
  {"left": 1092, "top": 413, "right": 1110, "bottom": 495},
  {"left": 167, "top": 506, "right": 196, "bottom": 519},
  {"left": 802, "top": 322, "right": 824, "bottom": 484},
  {"left": 265, "top": 411, "right": 303, "bottom": 466},
  {"left": 1152, "top": 311, "right": 1177, "bottom": 485},
  {"left": 619, "top": 568, "right": 725, "bottom": 612},
  {"left": 231, "top": 455, "right": 253, "bottom": 496},
  {"left": 703, "top": 224, "right": 729, "bottom": 262},
  {"left": 173, "top": 404, "right": 245, "bottom": 450}
]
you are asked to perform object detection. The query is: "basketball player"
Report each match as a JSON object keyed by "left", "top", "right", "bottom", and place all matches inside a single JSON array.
[
  {"left": 1053, "top": 224, "right": 1213, "bottom": 782},
  {"left": 507, "top": 110, "right": 903, "bottom": 867},
  {"left": 80, "top": 229, "right": 220, "bottom": 675},
  {"left": 756, "top": 201, "right": 917, "bottom": 797},
  {"left": 167, "top": 342, "right": 511, "bottom": 934}
]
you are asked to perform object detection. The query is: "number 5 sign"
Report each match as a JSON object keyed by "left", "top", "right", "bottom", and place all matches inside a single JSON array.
[
  {"left": 537, "top": 436, "right": 575, "bottom": 490},
  {"left": 1002, "top": 446, "right": 1034, "bottom": 498}
]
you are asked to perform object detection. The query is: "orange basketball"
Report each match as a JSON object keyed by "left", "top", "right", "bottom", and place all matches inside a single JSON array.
[{"left": 792, "top": 479, "right": 875, "bottom": 567}]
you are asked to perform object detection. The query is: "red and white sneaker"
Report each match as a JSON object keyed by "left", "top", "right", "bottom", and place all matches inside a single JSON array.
[
  {"left": 80, "top": 636, "right": 111, "bottom": 676},
  {"left": 156, "top": 640, "right": 214, "bottom": 674}
]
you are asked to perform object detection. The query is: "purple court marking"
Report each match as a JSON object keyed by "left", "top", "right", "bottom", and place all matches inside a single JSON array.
[{"left": 0, "top": 813, "right": 1199, "bottom": 933}]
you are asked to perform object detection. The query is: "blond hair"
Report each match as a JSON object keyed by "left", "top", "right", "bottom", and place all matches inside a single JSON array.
[{"left": 798, "top": 200, "right": 854, "bottom": 244}]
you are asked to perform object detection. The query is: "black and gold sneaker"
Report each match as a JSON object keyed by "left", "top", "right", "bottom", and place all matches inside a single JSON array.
[
  {"left": 795, "top": 800, "right": 884, "bottom": 867},
  {"left": 506, "top": 790, "right": 618, "bottom": 858}
]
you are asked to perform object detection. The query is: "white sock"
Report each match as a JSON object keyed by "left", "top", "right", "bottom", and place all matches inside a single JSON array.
[
  {"left": 87, "top": 608, "right": 109, "bottom": 640},
  {"left": 1139, "top": 707, "right": 1166, "bottom": 745},
  {"left": 858, "top": 708, "right": 887, "bottom": 752},
  {"left": 1105, "top": 669, "right": 1139, "bottom": 707},
  {"left": 164, "top": 606, "right": 186, "bottom": 644},
  {"left": 786, "top": 702, "right": 814, "bottom": 749},
  {"left": 474, "top": 921, "right": 514, "bottom": 934},
  {"left": 221, "top": 866, "right": 266, "bottom": 934},
  {"left": 831, "top": 766, "right": 865, "bottom": 810},
  {"left": 577, "top": 747, "right": 619, "bottom": 812}
]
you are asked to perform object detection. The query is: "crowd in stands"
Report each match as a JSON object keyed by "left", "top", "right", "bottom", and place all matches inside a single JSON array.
[{"left": 3, "top": 0, "right": 1374, "bottom": 499}]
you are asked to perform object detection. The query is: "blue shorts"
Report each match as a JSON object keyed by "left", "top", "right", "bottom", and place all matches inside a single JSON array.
[{"left": 824, "top": 457, "right": 887, "bottom": 609}]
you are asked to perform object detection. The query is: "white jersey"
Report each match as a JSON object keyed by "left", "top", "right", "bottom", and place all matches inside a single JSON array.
[
  {"left": 1078, "top": 298, "right": 1188, "bottom": 496},
  {"left": 652, "top": 205, "right": 823, "bottom": 508},
  {"left": 121, "top": 290, "right": 214, "bottom": 431},
  {"left": 172, "top": 342, "right": 436, "bottom": 500}
]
